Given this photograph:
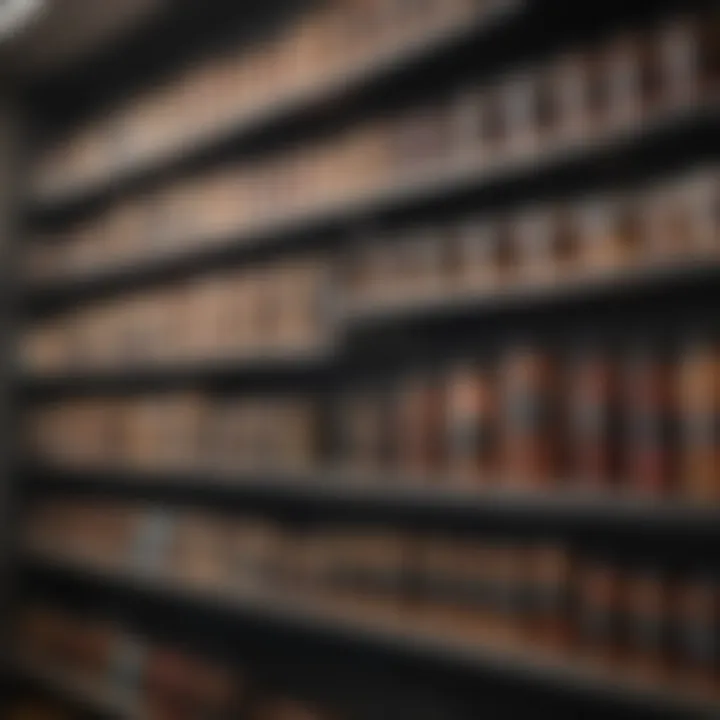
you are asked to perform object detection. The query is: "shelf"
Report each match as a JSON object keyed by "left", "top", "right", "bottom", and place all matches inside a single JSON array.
[
  {"left": 13, "top": 655, "right": 137, "bottom": 719},
  {"left": 30, "top": 0, "right": 524, "bottom": 214},
  {"left": 343, "top": 259, "right": 720, "bottom": 331},
  {"left": 24, "top": 464, "right": 720, "bottom": 540},
  {"left": 23, "top": 554, "right": 720, "bottom": 720},
  {"left": 25, "top": 101, "right": 720, "bottom": 311},
  {"left": 20, "top": 347, "right": 334, "bottom": 395}
]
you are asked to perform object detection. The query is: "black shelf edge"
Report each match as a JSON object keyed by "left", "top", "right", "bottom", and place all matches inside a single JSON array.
[
  {"left": 24, "top": 100, "right": 720, "bottom": 310},
  {"left": 12, "top": 655, "right": 136, "bottom": 719},
  {"left": 29, "top": 0, "right": 525, "bottom": 215},
  {"left": 22, "top": 554, "right": 720, "bottom": 720},
  {"left": 342, "top": 259, "right": 720, "bottom": 331},
  {"left": 22, "top": 463, "right": 720, "bottom": 539},
  {"left": 19, "top": 347, "right": 334, "bottom": 395}
]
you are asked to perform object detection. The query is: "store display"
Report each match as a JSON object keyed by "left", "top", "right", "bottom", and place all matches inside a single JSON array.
[
  {"left": 25, "top": 12, "right": 720, "bottom": 286},
  {"left": 22, "top": 259, "right": 331, "bottom": 373},
  {"left": 12, "top": 2, "right": 720, "bottom": 718},
  {"left": 342, "top": 167, "right": 720, "bottom": 314},
  {"left": 20, "top": 505, "right": 720, "bottom": 699},
  {"left": 25, "top": 336, "right": 720, "bottom": 503}
]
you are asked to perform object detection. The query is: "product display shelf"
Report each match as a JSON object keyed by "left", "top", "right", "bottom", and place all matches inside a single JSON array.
[
  {"left": 23, "top": 463, "right": 720, "bottom": 541},
  {"left": 30, "top": 0, "right": 525, "bottom": 214},
  {"left": 20, "top": 346, "right": 335, "bottom": 396},
  {"left": 342, "top": 257, "right": 720, "bottom": 331},
  {"left": 25, "top": 99, "right": 720, "bottom": 312},
  {"left": 15, "top": 2, "right": 720, "bottom": 718},
  {"left": 21, "top": 552, "right": 720, "bottom": 720}
]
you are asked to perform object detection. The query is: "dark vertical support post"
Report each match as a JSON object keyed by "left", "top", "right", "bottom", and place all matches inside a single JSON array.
[{"left": 0, "top": 87, "right": 23, "bottom": 703}]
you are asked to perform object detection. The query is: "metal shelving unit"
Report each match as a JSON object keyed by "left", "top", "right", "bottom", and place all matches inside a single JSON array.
[
  {"left": 11, "top": 1, "right": 720, "bottom": 718},
  {"left": 20, "top": 554, "right": 720, "bottom": 720}
]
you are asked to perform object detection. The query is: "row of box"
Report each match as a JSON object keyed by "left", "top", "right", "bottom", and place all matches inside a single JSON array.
[
  {"left": 17, "top": 604, "right": 341, "bottom": 720},
  {"left": 348, "top": 166, "right": 720, "bottom": 308},
  {"left": 21, "top": 166, "right": 720, "bottom": 377},
  {"left": 29, "top": 11, "right": 720, "bottom": 280},
  {"left": 23, "top": 502, "right": 719, "bottom": 693},
  {"left": 22, "top": 259, "right": 329, "bottom": 373},
  {"left": 27, "top": 395, "right": 317, "bottom": 471},
  {"left": 26, "top": 338, "right": 720, "bottom": 501},
  {"left": 32, "top": 0, "right": 487, "bottom": 200}
]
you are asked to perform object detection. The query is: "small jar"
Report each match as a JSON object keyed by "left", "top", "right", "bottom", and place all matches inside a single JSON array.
[
  {"left": 452, "top": 218, "right": 501, "bottom": 293},
  {"left": 575, "top": 556, "right": 624, "bottom": 664},
  {"left": 576, "top": 197, "right": 643, "bottom": 275},
  {"left": 444, "top": 364, "right": 497, "bottom": 486},
  {"left": 545, "top": 51, "right": 593, "bottom": 145},
  {"left": 589, "top": 34, "right": 653, "bottom": 134},
  {"left": 525, "top": 544, "right": 572, "bottom": 650},
  {"left": 567, "top": 346, "right": 621, "bottom": 490},
  {"left": 484, "top": 542, "right": 525, "bottom": 640},
  {"left": 451, "top": 86, "right": 503, "bottom": 169},
  {"left": 388, "top": 103, "right": 453, "bottom": 178},
  {"left": 500, "top": 347, "right": 559, "bottom": 489},
  {"left": 397, "top": 229, "right": 447, "bottom": 302},
  {"left": 677, "top": 337, "right": 720, "bottom": 504},
  {"left": 500, "top": 71, "right": 540, "bottom": 160},
  {"left": 655, "top": 15, "right": 720, "bottom": 112},
  {"left": 514, "top": 208, "right": 557, "bottom": 287},
  {"left": 622, "top": 567, "right": 671, "bottom": 678},
  {"left": 624, "top": 345, "right": 676, "bottom": 497},
  {"left": 641, "top": 182, "right": 691, "bottom": 264},
  {"left": 676, "top": 168, "right": 720, "bottom": 260},
  {"left": 339, "top": 389, "right": 394, "bottom": 475},
  {"left": 673, "top": 570, "right": 719, "bottom": 692},
  {"left": 395, "top": 373, "right": 444, "bottom": 481}
]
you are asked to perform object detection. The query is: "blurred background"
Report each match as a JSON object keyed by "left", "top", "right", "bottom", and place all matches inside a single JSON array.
[{"left": 1, "top": 0, "right": 719, "bottom": 718}]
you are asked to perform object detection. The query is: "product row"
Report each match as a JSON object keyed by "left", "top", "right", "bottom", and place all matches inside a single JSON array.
[
  {"left": 26, "top": 338, "right": 720, "bottom": 502},
  {"left": 27, "top": 395, "right": 317, "bottom": 471},
  {"left": 22, "top": 260, "right": 329, "bottom": 373},
  {"left": 22, "top": 168, "right": 720, "bottom": 376},
  {"left": 348, "top": 166, "right": 719, "bottom": 309},
  {"left": 17, "top": 604, "right": 342, "bottom": 720},
  {"left": 32, "top": 0, "right": 490, "bottom": 200},
  {"left": 24, "top": 502, "right": 720, "bottom": 695},
  {"left": 29, "top": 11, "right": 720, "bottom": 280}
]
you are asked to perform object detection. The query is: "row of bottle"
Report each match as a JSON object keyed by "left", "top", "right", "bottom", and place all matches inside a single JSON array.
[
  {"left": 27, "top": 337, "right": 720, "bottom": 502},
  {"left": 23, "top": 501, "right": 719, "bottom": 694},
  {"left": 345, "top": 339, "right": 720, "bottom": 501}
]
